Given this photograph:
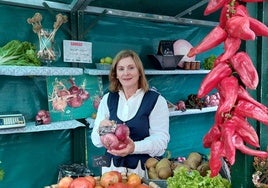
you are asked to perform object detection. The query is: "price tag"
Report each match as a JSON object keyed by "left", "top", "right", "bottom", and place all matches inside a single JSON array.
[
  {"left": 63, "top": 40, "right": 92, "bottom": 63},
  {"left": 93, "top": 155, "right": 110, "bottom": 167}
]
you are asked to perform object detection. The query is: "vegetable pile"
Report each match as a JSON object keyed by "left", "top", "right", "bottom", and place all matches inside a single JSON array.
[
  {"left": 0, "top": 40, "right": 41, "bottom": 66},
  {"left": 99, "top": 122, "right": 130, "bottom": 150},
  {"left": 35, "top": 110, "right": 51, "bottom": 125},
  {"left": 187, "top": 0, "right": 268, "bottom": 177}
]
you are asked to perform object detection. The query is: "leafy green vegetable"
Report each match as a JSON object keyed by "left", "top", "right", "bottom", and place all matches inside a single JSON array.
[
  {"left": 167, "top": 167, "right": 231, "bottom": 188},
  {"left": 0, "top": 40, "right": 41, "bottom": 66},
  {"left": 203, "top": 55, "right": 217, "bottom": 70}
]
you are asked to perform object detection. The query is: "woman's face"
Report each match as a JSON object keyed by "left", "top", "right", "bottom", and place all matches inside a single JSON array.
[{"left": 116, "top": 56, "right": 140, "bottom": 90}]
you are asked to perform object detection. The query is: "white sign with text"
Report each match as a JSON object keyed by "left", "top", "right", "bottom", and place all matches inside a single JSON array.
[{"left": 63, "top": 40, "right": 92, "bottom": 63}]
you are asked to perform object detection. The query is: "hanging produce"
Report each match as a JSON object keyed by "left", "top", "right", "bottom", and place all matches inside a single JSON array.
[{"left": 187, "top": 0, "right": 268, "bottom": 177}]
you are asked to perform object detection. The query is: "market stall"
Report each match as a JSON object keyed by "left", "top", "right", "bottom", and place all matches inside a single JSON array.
[{"left": 0, "top": 0, "right": 267, "bottom": 187}]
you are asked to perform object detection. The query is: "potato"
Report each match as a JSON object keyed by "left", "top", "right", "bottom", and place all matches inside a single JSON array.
[{"left": 145, "top": 157, "right": 159, "bottom": 169}]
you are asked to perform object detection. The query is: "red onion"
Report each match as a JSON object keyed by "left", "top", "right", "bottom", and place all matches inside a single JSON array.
[
  {"left": 100, "top": 133, "right": 120, "bottom": 150},
  {"left": 35, "top": 110, "right": 51, "bottom": 125},
  {"left": 115, "top": 124, "right": 130, "bottom": 141}
]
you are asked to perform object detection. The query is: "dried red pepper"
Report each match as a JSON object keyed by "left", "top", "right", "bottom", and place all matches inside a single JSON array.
[
  {"left": 230, "top": 52, "right": 259, "bottom": 89},
  {"left": 197, "top": 62, "right": 232, "bottom": 98},
  {"left": 237, "top": 85, "right": 268, "bottom": 112},
  {"left": 249, "top": 16, "right": 268, "bottom": 37},
  {"left": 232, "top": 134, "right": 268, "bottom": 158},
  {"left": 225, "top": 16, "right": 256, "bottom": 40},
  {"left": 209, "top": 140, "right": 224, "bottom": 177},
  {"left": 204, "top": 0, "right": 230, "bottom": 16},
  {"left": 221, "top": 121, "right": 236, "bottom": 165},
  {"left": 231, "top": 114, "right": 260, "bottom": 147},
  {"left": 234, "top": 99, "right": 268, "bottom": 125},
  {"left": 187, "top": 25, "right": 227, "bottom": 57},
  {"left": 203, "top": 123, "right": 221, "bottom": 148},
  {"left": 219, "top": 37, "right": 241, "bottom": 62},
  {"left": 217, "top": 75, "right": 239, "bottom": 115}
]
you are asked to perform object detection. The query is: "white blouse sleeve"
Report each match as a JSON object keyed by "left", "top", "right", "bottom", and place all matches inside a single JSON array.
[
  {"left": 91, "top": 93, "right": 110, "bottom": 147},
  {"left": 133, "top": 95, "right": 170, "bottom": 157}
]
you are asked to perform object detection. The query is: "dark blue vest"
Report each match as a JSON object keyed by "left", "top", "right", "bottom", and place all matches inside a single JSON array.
[{"left": 105, "top": 90, "right": 159, "bottom": 169}]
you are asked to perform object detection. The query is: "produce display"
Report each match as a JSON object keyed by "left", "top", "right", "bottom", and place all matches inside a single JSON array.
[
  {"left": 56, "top": 171, "right": 153, "bottom": 188},
  {"left": 145, "top": 152, "right": 231, "bottom": 188},
  {"left": 175, "top": 93, "right": 219, "bottom": 112},
  {"left": 187, "top": 0, "right": 268, "bottom": 178},
  {"left": 0, "top": 40, "right": 41, "bottom": 66}
]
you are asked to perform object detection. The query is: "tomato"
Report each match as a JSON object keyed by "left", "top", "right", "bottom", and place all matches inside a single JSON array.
[
  {"left": 69, "top": 177, "right": 93, "bottom": 188},
  {"left": 58, "top": 176, "right": 73, "bottom": 188},
  {"left": 126, "top": 173, "right": 141, "bottom": 187}
]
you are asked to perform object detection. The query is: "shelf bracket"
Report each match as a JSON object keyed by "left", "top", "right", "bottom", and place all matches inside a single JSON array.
[{"left": 79, "top": 9, "right": 108, "bottom": 40}]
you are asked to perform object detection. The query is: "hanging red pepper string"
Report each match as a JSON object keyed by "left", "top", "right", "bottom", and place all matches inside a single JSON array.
[
  {"left": 232, "top": 134, "right": 268, "bottom": 158},
  {"left": 191, "top": 0, "right": 268, "bottom": 177},
  {"left": 230, "top": 51, "right": 259, "bottom": 89},
  {"left": 197, "top": 62, "right": 232, "bottom": 98},
  {"left": 187, "top": 25, "right": 228, "bottom": 57}
]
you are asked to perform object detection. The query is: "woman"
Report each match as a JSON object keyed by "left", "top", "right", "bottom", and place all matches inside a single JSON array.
[{"left": 91, "top": 49, "right": 170, "bottom": 176}]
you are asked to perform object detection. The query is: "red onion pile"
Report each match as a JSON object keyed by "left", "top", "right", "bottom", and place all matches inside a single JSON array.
[{"left": 35, "top": 110, "right": 51, "bottom": 125}]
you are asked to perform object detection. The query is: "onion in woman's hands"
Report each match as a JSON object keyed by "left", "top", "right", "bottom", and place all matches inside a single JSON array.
[{"left": 100, "top": 123, "right": 130, "bottom": 150}]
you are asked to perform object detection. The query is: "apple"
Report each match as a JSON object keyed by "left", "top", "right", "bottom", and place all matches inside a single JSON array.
[
  {"left": 104, "top": 56, "right": 113, "bottom": 64},
  {"left": 100, "top": 58, "right": 105, "bottom": 63}
]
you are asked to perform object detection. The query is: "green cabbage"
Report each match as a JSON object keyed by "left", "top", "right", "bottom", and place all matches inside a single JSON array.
[{"left": 0, "top": 40, "right": 41, "bottom": 66}]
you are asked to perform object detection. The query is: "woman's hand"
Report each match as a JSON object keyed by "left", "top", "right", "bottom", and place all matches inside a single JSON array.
[{"left": 107, "top": 137, "right": 135, "bottom": 157}]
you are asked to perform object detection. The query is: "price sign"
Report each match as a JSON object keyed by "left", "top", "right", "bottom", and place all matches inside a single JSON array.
[
  {"left": 63, "top": 40, "right": 92, "bottom": 63},
  {"left": 93, "top": 155, "right": 110, "bottom": 167}
]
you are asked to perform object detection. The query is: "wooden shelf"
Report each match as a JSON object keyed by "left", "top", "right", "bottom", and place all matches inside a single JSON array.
[
  {"left": 84, "top": 68, "right": 210, "bottom": 76},
  {"left": 0, "top": 120, "right": 85, "bottom": 134},
  {"left": 0, "top": 66, "right": 83, "bottom": 76}
]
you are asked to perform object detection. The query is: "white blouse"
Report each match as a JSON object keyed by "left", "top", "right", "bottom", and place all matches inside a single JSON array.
[{"left": 91, "top": 89, "right": 170, "bottom": 157}]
